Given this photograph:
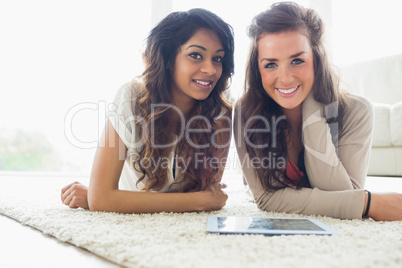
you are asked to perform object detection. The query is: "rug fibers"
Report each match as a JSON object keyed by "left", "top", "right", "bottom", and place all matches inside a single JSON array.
[{"left": 0, "top": 175, "right": 401, "bottom": 268}]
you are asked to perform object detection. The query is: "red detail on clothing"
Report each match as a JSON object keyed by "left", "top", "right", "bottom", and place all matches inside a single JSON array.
[{"left": 284, "top": 160, "right": 305, "bottom": 186}]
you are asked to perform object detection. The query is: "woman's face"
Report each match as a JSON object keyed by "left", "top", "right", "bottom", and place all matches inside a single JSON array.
[
  {"left": 257, "top": 31, "right": 315, "bottom": 111},
  {"left": 171, "top": 28, "right": 224, "bottom": 108}
]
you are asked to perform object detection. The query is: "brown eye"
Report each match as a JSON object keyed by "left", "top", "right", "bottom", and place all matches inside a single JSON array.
[
  {"left": 189, "top": 53, "right": 202, "bottom": 59},
  {"left": 213, "top": 56, "right": 223, "bottom": 63}
]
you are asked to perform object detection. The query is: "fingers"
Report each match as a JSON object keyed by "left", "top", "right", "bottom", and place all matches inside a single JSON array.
[
  {"left": 61, "top": 182, "right": 78, "bottom": 203},
  {"left": 64, "top": 194, "right": 88, "bottom": 209},
  {"left": 209, "top": 182, "right": 228, "bottom": 192},
  {"left": 62, "top": 192, "right": 76, "bottom": 208},
  {"left": 65, "top": 196, "right": 84, "bottom": 209},
  {"left": 60, "top": 182, "right": 89, "bottom": 209},
  {"left": 61, "top": 181, "right": 81, "bottom": 195},
  {"left": 222, "top": 191, "right": 229, "bottom": 201},
  {"left": 216, "top": 191, "right": 228, "bottom": 210}
]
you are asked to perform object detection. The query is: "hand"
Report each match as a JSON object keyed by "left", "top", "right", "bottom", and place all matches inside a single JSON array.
[
  {"left": 61, "top": 181, "right": 89, "bottom": 209},
  {"left": 200, "top": 183, "right": 228, "bottom": 211},
  {"left": 367, "top": 192, "right": 402, "bottom": 221}
]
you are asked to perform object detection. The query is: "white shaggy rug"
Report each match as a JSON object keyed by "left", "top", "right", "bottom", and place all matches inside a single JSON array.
[{"left": 0, "top": 174, "right": 401, "bottom": 268}]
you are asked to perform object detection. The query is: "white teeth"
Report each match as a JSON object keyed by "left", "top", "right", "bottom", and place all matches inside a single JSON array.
[
  {"left": 195, "top": 80, "right": 211, "bottom": 86},
  {"left": 277, "top": 86, "right": 298, "bottom": 94}
]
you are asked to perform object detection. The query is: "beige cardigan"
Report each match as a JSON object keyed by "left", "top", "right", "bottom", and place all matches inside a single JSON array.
[{"left": 234, "top": 91, "right": 374, "bottom": 219}]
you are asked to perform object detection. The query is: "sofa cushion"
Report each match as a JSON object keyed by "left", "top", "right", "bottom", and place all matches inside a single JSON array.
[
  {"left": 372, "top": 103, "right": 392, "bottom": 147},
  {"left": 368, "top": 147, "right": 402, "bottom": 176},
  {"left": 340, "top": 54, "right": 402, "bottom": 105},
  {"left": 390, "top": 102, "right": 402, "bottom": 146}
]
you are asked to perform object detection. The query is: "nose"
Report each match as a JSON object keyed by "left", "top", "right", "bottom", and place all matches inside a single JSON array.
[
  {"left": 201, "top": 60, "right": 216, "bottom": 75},
  {"left": 277, "top": 65, "right": 293, "bottom": 85}
]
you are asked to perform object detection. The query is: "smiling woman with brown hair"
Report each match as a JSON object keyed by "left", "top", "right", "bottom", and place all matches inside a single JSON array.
[{"left": 234, "top": 2, "right": 402, "bottom": 221}]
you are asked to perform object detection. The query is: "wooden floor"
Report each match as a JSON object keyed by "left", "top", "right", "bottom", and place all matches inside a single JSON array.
[
  {"left": 0, "top": 214, "right": 120, "bottom": 268},
  {"left": 1, "top": 175, "right": 401, "bottom": 268},
  {"left": 0, "top": 174, "right": 121, "bottom": 268}
]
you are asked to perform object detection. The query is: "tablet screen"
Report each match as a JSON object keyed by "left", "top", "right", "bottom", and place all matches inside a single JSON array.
[
  {"left": 218, "top": 216, "right": 324, "bottom": 231},
  {"left": 207, "top": 216, "right": 338, "bottom": 235}
]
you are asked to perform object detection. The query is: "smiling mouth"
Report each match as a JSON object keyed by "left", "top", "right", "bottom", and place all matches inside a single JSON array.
[
  {"left": 276, "top": 85, "right": 300, "bottom": 94},
  {"left": 194, "top": 80, "right": 213, "bottom": 86}
]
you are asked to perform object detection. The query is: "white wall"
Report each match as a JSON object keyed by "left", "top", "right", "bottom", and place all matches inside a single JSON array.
[
  {"left": 1, "top": 0, "right": 401, "bottom": 174},
  {"left": 0, "top": 1, "right": 151, "bottom": 173}
]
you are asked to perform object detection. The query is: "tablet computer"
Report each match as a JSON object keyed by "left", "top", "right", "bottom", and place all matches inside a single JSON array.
[{"left": 206, "top": 216, "right": 339, "bottom": 236}]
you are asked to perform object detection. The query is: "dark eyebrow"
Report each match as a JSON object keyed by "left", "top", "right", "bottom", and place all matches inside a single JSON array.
[
  {"left": 186, "top": 45, "right": 225, "bottom": 53},
  {"left": 260, "top": 51, "right": 306, "bottom": 62},
  {"left": 290, "top": 51, "right": 306, "bottom": 58}
]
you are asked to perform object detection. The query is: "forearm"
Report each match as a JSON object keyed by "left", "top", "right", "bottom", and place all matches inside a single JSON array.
[
  {"left": 365, "top": 192, "right": 402, "bottom": 221},
  {"left": 88, "top": 189, "right": 211, "bottom": 214},
  {"left": 235, "top": 136, "right": 365, "bottom": 219},
  {"left": 254, "top": 186, "right": 365, "bottom": 220},
  {"left": 235, "top": 103, "right": 366, "bottom": 220}
]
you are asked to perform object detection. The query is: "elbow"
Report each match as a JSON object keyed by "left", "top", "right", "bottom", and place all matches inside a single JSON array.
[
  {"left": 88, "top": 191, "right": 109, "bottom": 212},
  {"left": 88, "top": 203, "right": 102, "bottom": 212},
  {"left": 255, "top": 195, "right": 274, "bottom": 212},
  {"left": 254, "top": 191, "right": 287, "bottom": 214},
  {"left": 256, "top": 200, "right": 267, "bottom": 211},
  {"left": 88, "top": 197, "right": 102, "bottom": 212},
  {"left": 255, "top": 199, "right": 280, "bottom": 214}
]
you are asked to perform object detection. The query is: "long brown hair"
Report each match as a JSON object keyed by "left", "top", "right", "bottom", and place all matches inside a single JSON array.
[
  {"left": 133, "top": 8, "right": 234, "bottom": 192},
  {"left": 239, "top": 2, "right": 347, "bottom": 191}
]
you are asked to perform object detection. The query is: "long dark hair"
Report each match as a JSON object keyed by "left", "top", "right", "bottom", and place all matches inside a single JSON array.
[
  {"left": 239, "top": 2, "right": 347, "bottom": 191},
  {"left": 134, "top": 8, "right": 234, "bottom": 192}
]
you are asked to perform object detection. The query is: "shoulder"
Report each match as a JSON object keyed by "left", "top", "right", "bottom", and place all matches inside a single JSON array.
[
  {"left": 115, "top": 79, "right": 142, "bottom": 101},
  {"left": 110, "top": 79, "right": 144, "bottom": 118},
  {"left": 117, "top": 78, "right": 144, "bottom": 102},
  {"left": 343, "top": 92, "right": 374, "bottom": 122},
  {"left": 345, "top": 92, "right": 373, "bottom": 112},
  {"left": 340, "top": 92, "right": 374, "bottom": 136}
]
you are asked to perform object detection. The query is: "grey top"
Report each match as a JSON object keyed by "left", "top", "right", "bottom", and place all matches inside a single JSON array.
[{"left": 234, "top": 91, "right": 374, "bottom": 219}]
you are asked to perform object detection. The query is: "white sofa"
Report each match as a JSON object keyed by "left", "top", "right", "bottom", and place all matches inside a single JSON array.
[{"left": 340, "top": 54, "right": 402, "bottom": 176}]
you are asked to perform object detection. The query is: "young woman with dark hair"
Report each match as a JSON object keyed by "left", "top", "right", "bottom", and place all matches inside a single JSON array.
[{"left": 61, "top": 8, "right": 234, "bottom": 213}]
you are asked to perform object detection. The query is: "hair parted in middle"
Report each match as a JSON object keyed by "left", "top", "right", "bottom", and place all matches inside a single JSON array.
[
  {"left": 239, "top": 1, "right": 348, "bottom": 191},
  {"left": 133, "top": 8, "right": 235, "bottom": 192}
]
